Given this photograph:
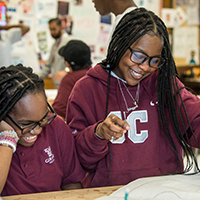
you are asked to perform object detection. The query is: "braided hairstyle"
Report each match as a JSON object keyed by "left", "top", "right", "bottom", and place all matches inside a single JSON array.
[
  {"left": 0, "top": 64, "right": 45, "bottom": 122},
  {"left": 101, "top": 7, "right": 199, "bottom": 174}
]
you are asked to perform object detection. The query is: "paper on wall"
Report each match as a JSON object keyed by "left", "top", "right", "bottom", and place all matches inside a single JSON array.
[
  {"left": 186, "top": 7, "right": 199, "bottom": 26},
  {"left": 134, "top": 0, "right": 162, "bottom": 17},
  {"left": 161, "top": 8, "right": 176, "bottom": 28},
  {"left": 173, "top": 26, "right": 199, "bottom": 64},
  {"left": 35, "top": 0, "right": 57, "bottom": 18},
  {"left": 174, "top": 7, "right": 187, "bottom": 27}
]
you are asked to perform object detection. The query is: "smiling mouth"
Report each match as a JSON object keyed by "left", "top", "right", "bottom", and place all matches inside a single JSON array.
[
  {"left": 24, "top": 135, "right": 37, "bottom": 140},
  {"left": 23, "top": 135, "right": 37, "bottom": 143},
  {"left": 130, "top": 69, "right": 142, "bottom": 79}
]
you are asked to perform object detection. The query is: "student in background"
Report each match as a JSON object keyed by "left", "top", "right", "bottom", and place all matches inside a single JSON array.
[
  {"left": 92, "top": 0, "right": 137, "bottom": 37},
  {"left": 0, "top": 23, "right": 29, "bottom": 67},
  {"left": 66, "top": 8, "right": 200, "bottom": 188},
  {"left": 0, "top": 64, "right": 85, "bottom": 196},
  {"left": 52, "top": 40, "right": 92, "bottom": 120},
  {"left": 39, "top": 18, "right": 69, "bottom": 88}
]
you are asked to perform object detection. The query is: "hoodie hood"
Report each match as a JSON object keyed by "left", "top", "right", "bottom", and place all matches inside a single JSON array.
[{"left": 86, "top": 64, "right": 158, "bottom": 101}]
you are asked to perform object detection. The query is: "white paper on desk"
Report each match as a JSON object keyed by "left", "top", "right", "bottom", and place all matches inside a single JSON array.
[
  {"left": 95, "top": 173, "right": 200, "bottom": 200},
  {"left": 45, "top": 89, "right": 58, "bottom": 100},
  {"left": 96, "top": 197, "right": 189, "bottom": 200}
]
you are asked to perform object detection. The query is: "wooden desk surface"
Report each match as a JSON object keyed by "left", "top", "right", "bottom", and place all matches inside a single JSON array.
[{"left": 2, "top": 185, "right": 122, "bottom": 200}]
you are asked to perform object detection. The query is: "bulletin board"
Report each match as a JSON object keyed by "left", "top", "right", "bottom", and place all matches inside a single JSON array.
[
  {"left": 5, "top": 0, "right": 110, "bottom": 73},
  {"left": 162, "top": 0, "right": 200, "bottom": 66},
  {"left": 4, "top": 0, "right": 163, "bottom": 73}
]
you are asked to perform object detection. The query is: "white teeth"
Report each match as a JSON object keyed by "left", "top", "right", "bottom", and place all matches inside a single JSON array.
[
  {"left": 132, "top": 70, "right": 141, "bottom": 77},
  {"left": 24, "top": 135, "right": 37, "bottom": 140}
]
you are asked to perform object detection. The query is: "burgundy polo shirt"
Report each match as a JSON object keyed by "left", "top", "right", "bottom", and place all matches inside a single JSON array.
[{"left": 2, "top": 116, "right": 85, "bottom": 196}]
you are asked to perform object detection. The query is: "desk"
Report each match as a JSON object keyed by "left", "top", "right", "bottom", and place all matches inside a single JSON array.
[
  {"left": 44, "top": 78, "right": 55, "bottom": 89},
  {"left": 2, "top": 186, "right": 122, "bottom": 200}
]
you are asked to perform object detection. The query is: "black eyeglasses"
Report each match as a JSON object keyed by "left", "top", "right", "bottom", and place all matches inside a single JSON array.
[
  {"left": 7, "top": 102, "right": 57, "bottom": 135},
  {"left": 128, "top": 47, "right": 165, "bottom": 68}
]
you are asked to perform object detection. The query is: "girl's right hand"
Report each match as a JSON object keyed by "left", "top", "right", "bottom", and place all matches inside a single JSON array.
[{"left": 95, "top": 114, "right": 130, "bottom": 140}]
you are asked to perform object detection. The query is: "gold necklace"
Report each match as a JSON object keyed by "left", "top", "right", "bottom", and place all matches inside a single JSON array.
[{"left": 117, "top": 79, "right": 140, "bottom": 112}]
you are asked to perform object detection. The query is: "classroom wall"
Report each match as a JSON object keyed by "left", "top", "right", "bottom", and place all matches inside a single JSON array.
[
  {"left": 162, "top": 0, "right": 200, "bottom": 66},
  {"left": 173, "top": 0, "right": 200, "bottom": 66},
  {"left": 4, "top": 0, "right": 200, "bottom": 71},
  {"left": 4, "top": 0, "right": 165, "bottom": 73},
  {"left": 6, "top": 0, "right": 112, "bottom": 73}
]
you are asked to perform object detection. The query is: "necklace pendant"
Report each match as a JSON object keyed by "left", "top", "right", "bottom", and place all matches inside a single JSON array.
[
  {"left": 117, "top": 79, "right": 140, "bottom": 113},
  {"left": 133, "top": 100, "right": 137, "bottom": 106}
]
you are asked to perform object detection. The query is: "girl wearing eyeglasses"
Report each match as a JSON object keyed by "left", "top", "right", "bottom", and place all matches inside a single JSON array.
[
  {"left": 66, "top": 8, "right": 200, "bottom": 188},
  {"left": 0, "top": 64, "right": 85, "bottom": 196}
]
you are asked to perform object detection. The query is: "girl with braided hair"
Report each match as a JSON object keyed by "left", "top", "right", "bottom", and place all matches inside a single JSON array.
[
  {"left": 0, "top": 64, "right": 85, "bottom": 196},
  {"left": 66, "top": 7, "right": 200, "bottom": 188}
]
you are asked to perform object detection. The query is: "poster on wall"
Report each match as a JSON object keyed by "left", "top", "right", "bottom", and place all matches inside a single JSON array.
[
  {"left": 175, "top": 0, "right": 198, "bottom": 7},
  {"left": 173, "top": 26, "right": 199, "bottom": 64},
  {"left": 134, "top": 0, "right": 162, "bottom": 16},
  {"left": 21, "top": 0, "right": 35, "bottom": 15},
  {"left": 161, "top": 7, "right": 187, "bottom": 28},
  {"left": 186, "top": 0, "right": 199, "bottom": 25},
  {"left": 0, "top": 1, "right": 7, "bottom": 25},
  {"left": 37, "top": 31, "right": 48, "bottom": 52},
  {"left": 175, "top": 0, "right": 186, "bottom": 7},
  {"left": 57, "top": 1, "right": 73, "bottom": 35},
  {"left": 34, "top": 17, "right": 53, "bottom": 51},
  {"left": 5, "top": 0, "right": 18, "bottom": 24},
  {"left": 174, "top": 7, "right": 187, "bottom": 27},
  {"left": 35, "top": 0, "right": 57, "bottom": 18},
  {"left": 161, "top": 8, "right": 176, "bottom": 28},
  {"left": 69, "top": 0, "right": 105, "bottom": 65}
]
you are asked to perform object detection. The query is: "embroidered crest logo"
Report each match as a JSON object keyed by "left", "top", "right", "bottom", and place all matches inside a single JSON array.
[{"left": 44, "top": 146, "right": 54, "bottom": 164}]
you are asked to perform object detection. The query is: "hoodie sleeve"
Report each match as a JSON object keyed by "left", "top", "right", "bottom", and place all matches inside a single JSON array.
[
  {"left": 175, "top": 78, "right": 200, "bottom": 147},
  {"left": 66, "top": 76, "right": 109, "bottom": 171}
]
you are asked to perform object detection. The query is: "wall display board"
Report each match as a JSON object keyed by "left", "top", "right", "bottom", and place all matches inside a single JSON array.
[
  {"left": 173, "top": 26, "right": 199, "bottom": 64},
  {"left": 172, "top": 0, "right": 200, "bottom": 66},
  {"left": 134, "top": 0, "right": 163, "bottom": 17},
  {"left": 4, "top": 0, "right": 109, "bottom": 72},
  {"left": 3, "top": 0, "right": 163, "bottom": 72}
]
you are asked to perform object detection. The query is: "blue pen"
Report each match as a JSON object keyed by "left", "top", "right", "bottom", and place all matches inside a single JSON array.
[{"left": 125, "top": 188, "right": 129, "bottom": 200}]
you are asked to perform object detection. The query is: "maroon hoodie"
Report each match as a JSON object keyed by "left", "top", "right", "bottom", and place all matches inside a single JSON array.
[
  {"left": 66, "top": 64, "right": 200, "bottom": 188},
  {"left": 53, "top": 66, "right": 91, "bottom": 119}
]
